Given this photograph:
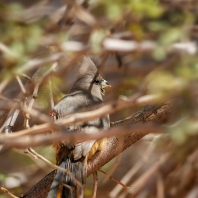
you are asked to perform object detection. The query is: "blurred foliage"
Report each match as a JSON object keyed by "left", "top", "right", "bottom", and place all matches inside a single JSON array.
[{"left": 1, "top": 0, "right": 198, "bottom": 197}]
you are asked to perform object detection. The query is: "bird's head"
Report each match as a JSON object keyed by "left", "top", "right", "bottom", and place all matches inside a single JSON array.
[
  {"left": 94, "top": 77, "right": 111, "bottom": 96},
  {"left": 75, "top": 56, "right": 110, "bottom": 99}
]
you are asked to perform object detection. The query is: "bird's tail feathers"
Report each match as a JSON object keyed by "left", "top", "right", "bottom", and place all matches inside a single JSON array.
[
  {"left": 47, "top": 161, "right": 65, "bottom": 198},
  {"left": 63, "top": 157, "right": 86, "bottom": 198},
  {"left": 48, "top": 156, "right": 86, "bottom": 198}
]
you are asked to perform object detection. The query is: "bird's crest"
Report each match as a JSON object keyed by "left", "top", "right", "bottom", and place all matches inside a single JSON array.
[{"left": 78, "top": 56, "right": 98, "bottom": 77}]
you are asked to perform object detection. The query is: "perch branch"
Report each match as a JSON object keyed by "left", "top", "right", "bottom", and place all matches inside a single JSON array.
[{"left": 20, "top": 103, "right": 172, "bottom": 198}]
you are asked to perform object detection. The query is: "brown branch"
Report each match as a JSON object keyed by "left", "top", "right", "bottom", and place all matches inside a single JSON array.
[
  {"left": 98, "top": 169, "right": 128, "bottom": 189},
  {"left": 0, "top": 123, "right": 162, "bottom": 148},
  {"left": 92, "top": 172, "right": 98, "bottom": 198},
  {"left": 101, "top": 155, "right": 121, "bottom": 185},
  {"left": 17, "top": 53, "right": 63, "bottom": 75},
  {"left": 16, "top": 76, "right": 27, "bottom": 95},
  {"left": 111, "top": 104, "right": 162, "bottom": 126},
  {"left": 0, "top": 53, "right": 84, "bottom": 136},
  {"left": 119, "top": 154, "right": 173, "bottom": 198},
  {"left": 20, "top": 103, "right": 172, "bottom": 198},
  {"left": 156, "top": 173, "right": 164, "bottom": 198},
  {"left": 25, "top": 148, "right": 82, "bottom": 188},
  {"left": 59, "top": 39, "right": 198, "bottom": 54},
  {"left": 1, "top": 100, "right": 52, "bottom": 125},
  {"left": 48, "top": 78, "right": 54, "bottom": 110},
  {"left": 19, "top": 74, "right": 32, "bottom": 82},
  {"left": 62, "top": 183, "right": 74, "bottom": 198},
  {"left": 1, "top": 187, "right": 19, "bottom": 198},
  {"left": 0, "top": 93, "right": 162, "bottom": 139},
  {"left": 23, "top": 62, "right": 58, "bottom": 129},
  {"left": 109, "top": 139, "right": 156, "bottom": 197}
]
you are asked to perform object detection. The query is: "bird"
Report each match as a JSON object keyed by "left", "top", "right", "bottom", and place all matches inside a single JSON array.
[{"left": 47, "top": 56, "right": 110, "bottom": 198}]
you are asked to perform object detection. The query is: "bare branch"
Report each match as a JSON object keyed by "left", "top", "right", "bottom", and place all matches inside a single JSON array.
[
  {"left": 23, "top": 62, "right": 58, "bottom": 128},
  {"left": 26, "top": 148, "right": 82, "bottom": 188},
  {"left": 20, "top": 103, "right": 172, "bottom": 198},
  {"left": 0, "top": 123, "right": 161, "bottom": 148},
  {"left": 0, "top": 93, "right": 162, "bottom": 138},
  {"left": 109, "top": 140, "right": 156, "bottom": 198},
  {"left": 16, "top": 76, "right": 27, "bottom": 95},
  {"left": 0, "top": 187, "right": 19, "bottom": 198},
  {"left": 92, "top": 172, "right": 98, "bottom": 198},
  {"left": 99, "top": 169, "right": 128, "bottom": 189}
]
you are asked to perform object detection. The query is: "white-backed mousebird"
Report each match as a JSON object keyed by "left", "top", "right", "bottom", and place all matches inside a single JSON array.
[{"left": 47, "top": 56, "right": 110, "bottom": 198}]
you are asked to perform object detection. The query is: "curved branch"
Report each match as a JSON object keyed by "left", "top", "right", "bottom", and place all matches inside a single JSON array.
[
  {"left": 0, "top": 93, "right": 162, "bottom": 140},
  {"left": 20, "top": 103, "right": 172, "bottom": 198}
]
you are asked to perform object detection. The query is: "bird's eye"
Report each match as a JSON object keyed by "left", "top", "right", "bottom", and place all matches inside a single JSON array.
[{"left": 94, "top": 80, "right": 100, "bottom": 85}]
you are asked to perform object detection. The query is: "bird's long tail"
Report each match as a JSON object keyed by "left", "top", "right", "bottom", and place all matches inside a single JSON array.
[{"left": 47, "top": 156, "right": 86, "bottom": 198}]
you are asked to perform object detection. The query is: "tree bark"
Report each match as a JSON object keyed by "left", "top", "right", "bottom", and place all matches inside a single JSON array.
[{"left": 21, "top": 103, "right": 172, "bottom": 198}]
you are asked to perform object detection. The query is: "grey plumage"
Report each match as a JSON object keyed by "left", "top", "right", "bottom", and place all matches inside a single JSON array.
[{"left": 47, "top": 56, "right": 110, "bottom": 198}]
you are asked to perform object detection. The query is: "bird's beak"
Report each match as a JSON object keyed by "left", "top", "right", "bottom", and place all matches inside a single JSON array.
[{"left": 101, "top": 80, "right": 111, "bottom": 88}]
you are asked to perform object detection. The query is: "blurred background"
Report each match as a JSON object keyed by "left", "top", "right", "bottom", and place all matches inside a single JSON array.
[{"left": 1, "top": 0, "right": 198, "bottom": 198}]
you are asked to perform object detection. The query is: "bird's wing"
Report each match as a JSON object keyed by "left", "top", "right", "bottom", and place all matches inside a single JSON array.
[
  {"left": 53, "top": 90, "right": 104, "bottom": 161},
  {"left": 72, "top": 126, "right": 99, "bottom": 160},
  {"left": 53, "top": 91, "right": 88, "bottom": 117}
]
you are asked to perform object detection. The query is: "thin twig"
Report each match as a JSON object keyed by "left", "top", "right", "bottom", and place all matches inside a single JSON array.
[
  {"left": 110, "top": 140, "right": 156, "bottom": 198},
  {"left": 92, "top": 171, "right": 98, "bottom": 198},
  {"left": 0, "top": 93, "right": 163, "bottom": 138},
  {"left": 20, "top": 104, "right": 52, "bottom": 123},
  {"left": 0, "top": 53, "right": 80, "bottom": 134},
  {"left": 24, "top": 148, "right": 38, "bottom": 159},
  {"left": 49, "top": 78, "right": 54, "bottom": 110},
  {"left": 156, "top": 173, "right": 164, "bottom": 198},
  {"left": 0, "top": 42, "right": 17, "bottom": 58},
  {"left": 16, "top": 76, "right": 27, "bottom": 95},
  {"left": 17, "top": 53, "right": 62, "bottom": 74},
  {"left": 0, "top": 77, "right": 12, "bottom": 94},
  {"left": 127, "top": 154, "right": 170, "bottom": 197},
  {"left": 19, "top": 73, "right": 32, "bottom": 82},
  {"left": 0, "top": 97, "right": 52, "bottom": 125},
  {"left": 24, "top": 62, "right": 58, "bottom": 128},
  {"left": 102, "top": 155, "right": 121, "bottom": 185},
  {"left": 62, "top": 183, "right": 74, "bottom": 198},
  {"left": 15, "top": 104, "right": 172, "bottom": 197},
  {"left": 0, "top": 123, "right": 161, "bottom": 147},
  {"left": 23, "top": 100, "right": 30, "bottom": 129},
  {"left": 99, "top": 169, "right": 128, "bottom": 189},
  {"left": 26, "top": 147, "right": 82, "bottom": 188},
  {"left": 0, "top": 187, "right": 19, "bottom": 198}
]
